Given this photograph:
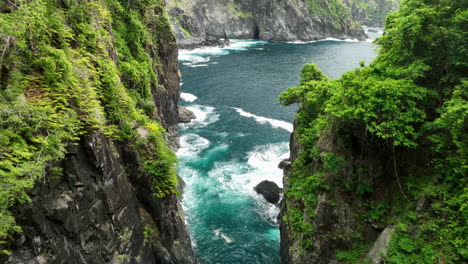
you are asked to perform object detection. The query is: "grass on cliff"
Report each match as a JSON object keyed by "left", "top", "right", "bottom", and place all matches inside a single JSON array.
[
  {"left": 348, "top": 0, "right": 399, "bottom": 24},
  {"left": 0, "top": 0, "right": 178, "bottom": 252},
  {"left": 306, "top": 0, "right": 356, "bottom": 30},
  {"left": 281, "top": 0, "right": 467, "bottom": 262}
]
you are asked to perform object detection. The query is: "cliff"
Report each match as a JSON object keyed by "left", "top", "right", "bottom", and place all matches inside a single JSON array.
[
  {"left": 343, "top": 0, "right": 399, "bottom": 27},
  {"left": 280, "top": 0, "right": 467, "bottom": 263},
  {"left": 0, "top": 0, "right": 196, "bottom": 263},
  {"left": 164, "top": 0, "right": 367, "bottom": 48}
]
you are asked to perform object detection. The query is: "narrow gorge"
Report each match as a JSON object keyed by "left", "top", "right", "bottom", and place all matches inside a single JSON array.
[{"left": 1, "top": 0, "right": 466, "bottom": 264}]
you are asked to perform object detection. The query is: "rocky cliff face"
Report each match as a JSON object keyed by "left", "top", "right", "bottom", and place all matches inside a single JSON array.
[
  {"left": 0, "top": 0, "right": 196, "bottom": 263},
  {"left": 280, "top": 121, "right": 410, "bottom": 263},
  {"left": 279, "top": 1, "right": 466, "bottom": 263},
  {"left": 165, "top": 0, "right": 367, "bottom": 48},
  {"left": 342, "top": 0, "right": 399, "bottom": 27},
  {"left": 4, "top": 133, "right": 195, "bottom": 264}
]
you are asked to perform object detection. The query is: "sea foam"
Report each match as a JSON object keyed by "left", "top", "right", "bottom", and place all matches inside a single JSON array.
[
  {"left": 208, "top": 142, "right": 290, "bottom": 223},
  {"left": 181, "top": 105, "right": 219, "bottom": 129},
  {"left": 231, "top": 107, "right": 293, "bottom": 133},
  {"left": 180, "top": 92, "right": 198, "bottom": 102},
  {"left": 287, "top": 38, "right": 361, "bottom": 44},
  {"left": 178, "top": 40, "right": 267, "bottom": 64},
  {"left": 177, "top": 133, "right": 210, "bottom": 158}
]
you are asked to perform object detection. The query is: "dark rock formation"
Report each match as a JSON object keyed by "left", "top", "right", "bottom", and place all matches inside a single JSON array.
[
  {"left": 0, "top": 1, "right": 196, "bottom": 263},
  {"left": 165, "top": 0, "right": 367, "bottom": 48},
  {"left": 178, "top": 106, "right": 196, "bottom": 123},
  {"left": 254, "top": 180, "right": 281, "bottom": 204},
  {"left": 278, "top": 159, "right": 291, "bottom": 170},
  {"left": 4, "top": 133, "right": 195, "bottom": 264},
  {"left": 280, "top": 118, "right": 429, "bottom": 263}
]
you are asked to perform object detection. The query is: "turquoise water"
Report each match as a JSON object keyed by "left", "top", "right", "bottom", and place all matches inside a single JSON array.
[{"left": 177, "top": 35, "right": 379, "bottom": 264}]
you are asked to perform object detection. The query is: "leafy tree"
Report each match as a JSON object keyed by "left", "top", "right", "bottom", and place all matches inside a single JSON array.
[{"left": 281, "top": 0, "right": 467, "bottom": 262}]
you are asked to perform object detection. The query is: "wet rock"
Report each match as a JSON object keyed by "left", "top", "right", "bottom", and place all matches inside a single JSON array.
[
  {"left": 254, "top": 180, "right": 281, "bottom": 204},
  {"left": 178, "top": 106, "right": 196, "bottom": 123},
  {"left": 278, "top": 159, "right": 291, "bottom": 170}
]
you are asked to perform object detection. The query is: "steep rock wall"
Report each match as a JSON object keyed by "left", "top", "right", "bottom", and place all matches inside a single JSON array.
[
  {"left": 280, "top": 120, "right": 426, "bottom": 263},
  {"left": 165, "top": 0, "right": 367, "bottom": 48},
  {"left": 343, "top": 0, "right": 399, "bottom": 27},
  {"left": 0, "top": 0, "right": 196, "bottom": 263}
]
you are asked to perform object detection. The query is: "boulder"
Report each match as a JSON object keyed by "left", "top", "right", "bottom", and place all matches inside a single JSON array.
[
  {"left": 278, "top": 159, "right": 291, "bottom": 169},
  {"left": 366, "top": 226, "right": 395, "bottom": 264},
  {"left": 178, "top": 106, "right": 196, "bottom": 123},
  {"left": 254, "top": 180, "right": 281, "bottom": 204}
]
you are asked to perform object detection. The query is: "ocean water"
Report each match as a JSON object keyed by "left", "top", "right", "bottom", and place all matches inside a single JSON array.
[{"left": 177, "top": 34, "right": 380, "bottom": 264}]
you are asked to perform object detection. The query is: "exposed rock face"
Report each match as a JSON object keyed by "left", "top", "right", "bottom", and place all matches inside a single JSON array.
[
  {"left": 0, "top": 1, "right": 196, "bottom": 263},
  {"left": 165, "top": 0, "right": 367, "bottom": 48},
  {"left": 178, "top": 106, "right": 196, "bottom": 123},
  {"left": 152, "top": 29, "right": 183, "bottom": 149},
  {"left": 4, "top": 133, "right": 195, "bottom": 264},
  {"left": 254, "top": 180, "right": 282, "bottom": 204},
  {"left": 280, "top": 119, "right": 427, "bottom": 263},
  {"left": 342, "top": 0, "right": 399, "bottom": 27},
  {"left": 366, "top": 226, "right": 395, "bottom": 264}
]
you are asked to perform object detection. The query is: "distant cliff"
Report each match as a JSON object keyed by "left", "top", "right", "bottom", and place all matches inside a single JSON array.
[
  {"left": 343, "top": 0, "right": 400, "bottom": 27},
  {"left": 0, "top": 0, "right": 196, "bottom": 263},
  {"left": 165, "top": 0, "right": 367, "bottom": 48}
]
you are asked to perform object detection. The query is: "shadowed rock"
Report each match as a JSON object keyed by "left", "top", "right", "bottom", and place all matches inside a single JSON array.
[
  {"left": 254, "top": 180, "right": 281, "bottom": 204},
  {"left": 179, "top": 106, "right": 196, "bottom": 123}
]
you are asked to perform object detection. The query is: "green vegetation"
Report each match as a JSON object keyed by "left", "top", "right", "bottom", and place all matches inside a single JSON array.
[
  {"left": 281, "top": 0, "right": 467, "bottom": 262},
  {"left": 348, "top": 0, "right": 400, "bottom": 25},
  {"left": 336, "top": 243, "right": 370, "bottom": 264},
  {"left": 307, "top": 0, "right": 398, "bottom": 29},
  {"left": 306, "top": 0, "right": 357, "bottom": 30},
  {"left": 228, "top": 0, "right": 253, "bottom": 19},
  {"left": 0, "top": 0, "right": 178, "bottom": 251},
  {"left": 143, "top": 224, "right": 160, "bottom": 245},
  {"left": 180, "top": 25, "right": 192, "bottom": 37}
]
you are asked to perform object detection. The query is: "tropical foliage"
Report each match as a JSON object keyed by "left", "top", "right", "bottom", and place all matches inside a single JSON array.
[
  {"left": 0, "top": 0, "right": 177, "bottom": 251},
  {"left": 281, "top": 0, "right": 467, "bottom": 262}
]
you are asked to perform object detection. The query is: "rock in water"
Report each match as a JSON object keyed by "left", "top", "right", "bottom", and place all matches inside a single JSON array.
[
  {"left": 178, "top": 106, "right": 196, "bottom": 123},
  {"left": 278, "top": 159, "right": 291, "bottom": 169},
  {"left": 254, "top": 180, "right": 281, "bottom": 204}
]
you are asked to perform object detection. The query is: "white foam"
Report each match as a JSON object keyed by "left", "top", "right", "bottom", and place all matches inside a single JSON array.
[
  {"left": 176, "top": 134, "right": 210, "bottom": 158},
  {"left": 178, "top": 40, "right": 267, "bottom": 63},
  {"left": 225, "top": 39, "right": 268, "bottom": 51},
  {"left": 321, "top": 37, "right": 360, "bottom": 42},
  {"left": 180, "top": 105, "right": 219, "bottom": 128},
  {"left": 207, "top": 142, "right": 290, "bottom": 223},
  {"left": 185, "top": 63, "right": 209, "bottom": 68},
  {"left": 179, "top": 47, "right": 229, "bottom": 58},
  {"left": 231, "top": 107, "right": 293, "bottom": 133},
  {"left": 180, "top": 92, "right": 198, "bottom": 102},
  {"left": 286, "top": 40, "right": 318, "bottom": 44},
  {"left": 288, "top": 38, "right": 362, "bottom": 44},
  {"left": 362, "top": 26, "right": 384, "bottom": 34}
]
